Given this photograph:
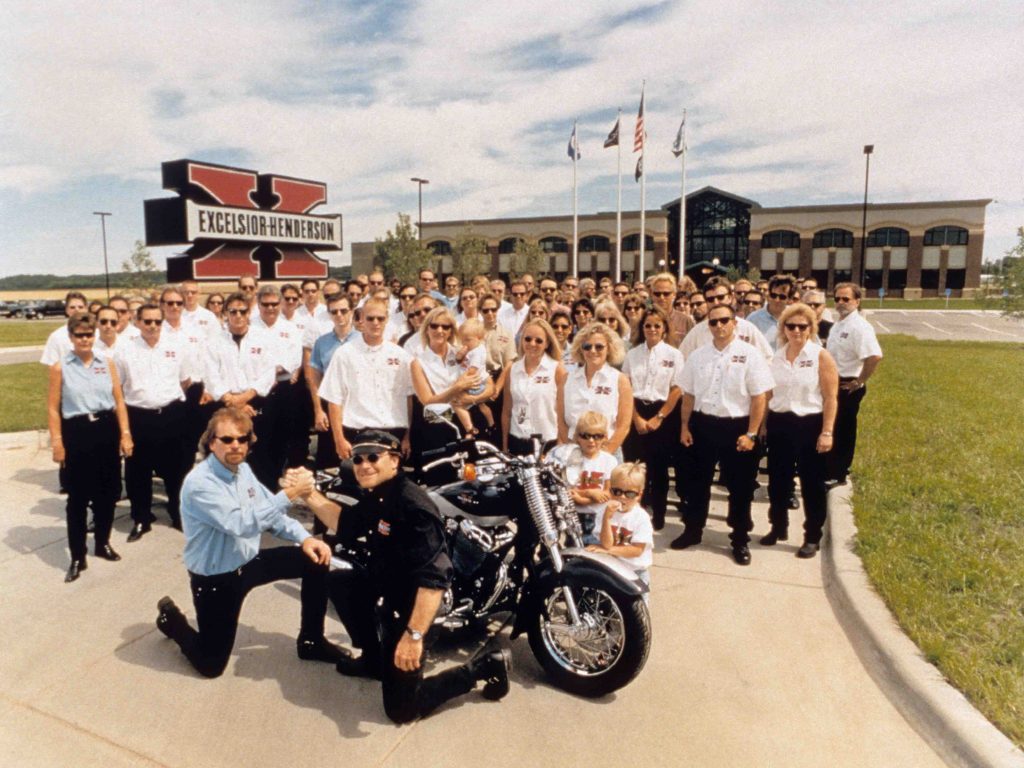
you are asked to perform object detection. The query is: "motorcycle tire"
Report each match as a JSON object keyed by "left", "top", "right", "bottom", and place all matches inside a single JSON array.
[{"left": 527, "top": 579, "right": 651, "bottom": 698}]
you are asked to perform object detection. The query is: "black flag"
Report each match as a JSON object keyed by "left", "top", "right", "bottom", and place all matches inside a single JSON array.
[
  {"left": 634, "top": 155, "right": 643, "bottom": 182},
  {"left": 603, "top": 118, "right": 620, "bottom": 149}
]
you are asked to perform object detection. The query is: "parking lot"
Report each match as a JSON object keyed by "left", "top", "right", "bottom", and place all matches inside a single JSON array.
[{"left": 864, "top": 309, "right": 1024, "bottom": 342}]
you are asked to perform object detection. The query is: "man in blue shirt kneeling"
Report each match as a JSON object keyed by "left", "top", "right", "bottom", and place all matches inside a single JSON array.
[{"left": 155, "top": 407, "right": 345, "bottom": 678}]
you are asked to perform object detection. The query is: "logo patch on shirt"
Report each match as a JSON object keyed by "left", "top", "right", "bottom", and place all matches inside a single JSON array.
[
  {"left": 377, "top": 519, "right": 391, "bottom": 536},
  {"left": 248, "top": 487, "right": 256, "bottom": 498},
  {"left": 534, "top": 375, "right": 550, "bottom": 383},
  {"left": 660, "top": 360, "right": 675, "bottom": 368},
  {"left": 594, "top": 385, "right": 612, "bottom": 395},
  {"left": 840, "top": 332, "right": 849, "bottom": 339},
  {"left": 387, "top": 357, "right": 401, "bottom": 366},
  {"left": 731, "top": 355, "right": 747, "bottom": 364},
  {"left": 799, "top": 359, "right": 814, "bottom": 368},
  {"left": 249, "top": 346, "right": 263, "bottom": 355}
]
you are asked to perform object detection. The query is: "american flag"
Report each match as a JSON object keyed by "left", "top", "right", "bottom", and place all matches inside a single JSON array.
[{"left": 633, "top": 86, "right": 645, "bottom": 153}]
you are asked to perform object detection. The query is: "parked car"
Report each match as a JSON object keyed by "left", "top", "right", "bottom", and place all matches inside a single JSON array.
[
  {"left": 0, "top": 301, "right": 20, "bottom": 317},
  {"left": 15, "top": 300, "right": 66, "bottom": 319}
]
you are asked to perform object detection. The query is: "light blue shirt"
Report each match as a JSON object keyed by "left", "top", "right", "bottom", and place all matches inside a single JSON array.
[
  {"left": 309, "top": 328, "right": 358, "bottom": 373},
  {"left": 181, "top": 454, "right": 309, "bottom": 576},
  {"left": 745, "top": 307, "right": 778, "bottom": 336},
  {"left": 60, "top": 352, "right": 115, "bottom": 418}
]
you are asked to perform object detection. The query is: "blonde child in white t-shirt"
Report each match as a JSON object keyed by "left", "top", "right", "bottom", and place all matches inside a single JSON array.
[
  {"left": 550, "top": 410, "right": 617, "bottom": 545},
  {"left": 453, "top": 318, "right": 494, "bottom": 434},
  {"left": 588, "top": 462, "right": 654, "bottom": 588}
]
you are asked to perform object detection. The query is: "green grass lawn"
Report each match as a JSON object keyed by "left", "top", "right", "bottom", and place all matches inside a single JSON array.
[
  {"left": 854, "top": 334, "right": 1024, "bottom": 747},
  {"left": 0, "top": 363, "right": 49, "bottom": 432},
  {"left": 0, "top": 319, "right": 64, "bottom": 347}
]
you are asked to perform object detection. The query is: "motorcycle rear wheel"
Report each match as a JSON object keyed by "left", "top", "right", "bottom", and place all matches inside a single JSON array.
[{"left": 527, "top": 581, "right": 650, "bottom": 697}]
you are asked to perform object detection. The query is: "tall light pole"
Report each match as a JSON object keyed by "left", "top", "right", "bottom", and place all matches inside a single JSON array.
[
  {"left": 859, "top": 145, "right": 874, "bottom": 288},
  {"left": 93, "top": 211, "right": 112, "bottom": 301},
  {"left": 410, "top": 177, "right": 429, "bottom": 241}
]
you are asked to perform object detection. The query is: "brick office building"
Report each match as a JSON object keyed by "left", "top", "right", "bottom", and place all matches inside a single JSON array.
[{"left": 351, "top": 187, "right": 989, "bottom": 297}]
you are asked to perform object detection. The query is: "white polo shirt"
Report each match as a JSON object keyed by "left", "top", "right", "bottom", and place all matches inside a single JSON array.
[
  {"left": 623, "top": 340, "right": 683, "bottom": 402},
  {"left": 508, "top": 355, "right": 560, "bottom": 442},
  {"left": 826, "top": 311, "right": 883, "bottom": 378},
  {"left": 39, "top": 325, "right": 74, "bottom": 366},
  {"left": 252, "top": 315, "right": 302, "bottom": 377},
  {"left": 161, "top": 320, "right": 205, "bottom": 383},
  {"left": 182, "top": 305, "right": 220, "bottom": 341},
  {"left": 415, "top": 343, "right": 460, "bottom": 394},
  {"left": 769, "top": 341, "right": 825, "bottom": 416},
  {"left": 679, "top": 337, "right": 774, "bottom": 418},
  {"left": 204, "top": 327, "right": 276, "bottom": 400},
  {"left": 301, "top": 314, "right": 335, "bottom": 350},
  {"left": 497, "top": 303, "right": 530, "bottom": 336},
  {"left": 679, "top": 317, "right": 772, "bottom": 361},
  {"left": 114, "top": 334, "right": 188, "bottom": 409},
  {"left": 563, "top": 363, "right": 623, "bottom": 438},
  {"left": 319, "top": 336, "right": 414, "bottom": 429}
]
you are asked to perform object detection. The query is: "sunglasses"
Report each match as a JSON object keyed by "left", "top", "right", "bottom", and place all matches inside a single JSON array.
[
  {"left": 652, "top": 291, "right": 674, "bottom": 298},
  {"left": 610, "top": 487, "right": 640, "bottom": 499},
  {"left": 581, "top": 342, "right": 606, "bottom": 352},
  {"left": 551, "top": 322, "right": 571, "bottom": 330},
  {"left": 364, "top": 315, "right": 387, "bottom": 323},
  {"left": 409, "top": 308, "right": 429, "bottom": 318},
  {"left": 806, "top": 302, "right": 824, "bottom": 308},
  {"left": 72, "top": 331, "right": 94, "bottom": 339},
  {"left": 743, "top": 300, "right": 763, "bottom": 306},
  {"left": 578, "top": 432, "right": 604, "bottom": 441},
  {"left": 522, "top": 335, "right": 546, "bottom": 345},
  {"left": 542, "top": 286, "right": 557, "bottom": 292},
  {"left": 706, "top": 294, "right": 730, "bottom": 303},
  {"left": 511, "top": 292, "right": 527, "bottom": 298},
  {"left": 353, "top": 452, "right": 391, "bottom": 465},
  {"left": 208, "top": 300, "right": 223, "bottom": 306},
  {"left": 400, "top": 293, "right": 417, "bottom": 300},
  {"left": 785, "top": 323, "right": 810, "bottom": 331},
  {"left": 215, "top": 434, "right": 252, "bottom": 445},
  {"left": 283, "top": 295, "right": 299, "bottom": 302},
  {"left": 835, "top": 296, "right": 855, "bottom": 303},
  {"left": 480, "top": 307, "right": 497, "bottom": 314},
  {"left": 597, "top": 316, "right": 616, "bottom": 323},
  {"left": 624, "top": 305, "right": 642, "bottom": 311},
  {"left": 115, "top": 308, "right": 131, "bottom": 314},
  {"left": 707, "top": 317, "right": 732, "bottom": 327},
  {"left": 642, "top": 322, "right": 664, "bottom": 330},
  {"left": 140, "top": 318, "right": 161, "bottom": 326},
  {"left": 329, "top": 307, "right": 350, "bottom": 315},
  {"left": 97, "top": 318, "right": 117, "bottom": 326},
  {"left": 240, "top": 285, "right": 256, "bottom": 291},
  {"left": 613, "top": 290, "right": 629, "bottom": 296},
  {"left": 162, "top": 300, "right": 184, "bottom": 307},
  {"left": 530, "top": 310, "right": 547, "bottom": 317},
  {"left": 574, "top": 309, "right": 591, "bottom": 316},
  {"left": 260, "top": 302, "right": 280, "bottom": 308},
  {"left": 769, "top": 292, "right": 789, "bottom": 301},
  {"left": 428, "top": 322, "right": 452, "bottom": 331},
  {"left": 227, "top": 308, "right": 249, "bottom": 316}
]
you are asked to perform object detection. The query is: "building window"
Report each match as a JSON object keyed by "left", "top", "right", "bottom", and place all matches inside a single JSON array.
[
  {"left": 812, "top": 228, "right": 853, "bottom": 248},
  {"left": 833, "top": 269, "right": 852, "bottom": 285},
  {"left": 946, "top": 269, "right": 966, "bottom": 289},
  {"left": 498, "top": 237, "right": 524, "bottom": 254},
  {"left": 864, "top": 270, "right": 884, "bottom": 291},
  {"left": 866, "top": 227, "right": 909, "bottom": 247},
  {"left": 579, "top": 235, "right": 610, "bottom": 252},
  {"left": 811, "top": 269, "right": 829, "bottom": 288},
  {"left": 427, "top": 240, "right": 451, "bottom": 256},
  {"left": 671, "top": 190, "right": 752, "bottom": 273},
  {"left": 921, "top": 270, "right": 940, "bottom": 290},
  {"left": 539, "top": 236, "right": 568, "bottom": 253},
  {"left": 762, "top": 230, "right": 800, "bottom": 249},
  {"left": 888, "top": 270, "right": 908, "bottom": 290},
  {"left": 923, "top": 226, "right": 968, "bottom": 246},
  {"left": 621, "top": 234, "right": 654, "bottom": 252}
]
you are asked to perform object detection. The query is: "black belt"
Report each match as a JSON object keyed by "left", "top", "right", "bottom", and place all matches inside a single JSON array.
[
  {"left": 839, "top": 376, "right": 858, "bottom": 383},
  {"left": 64, "top": 409, "right": 114, "bottom": 424}
]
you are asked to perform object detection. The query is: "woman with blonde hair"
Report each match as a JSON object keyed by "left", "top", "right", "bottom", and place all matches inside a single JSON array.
[
  {"left": 501, "top": 318, "right": 566, "bottom": 456},
  {"left": 593, "top": 298, "right": 631, "bottom": 354},
  {"left": 562, "top": 322, "right": 633, "bottom": 456}
]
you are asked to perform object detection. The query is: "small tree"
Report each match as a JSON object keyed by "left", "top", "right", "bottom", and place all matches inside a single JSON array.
[
  {"left": 449, "top": 227, "right": 491, "bottom": 282},
  {"left": 121, "top": 240, "right": 158, "bottom": 291},
  {"left": 374, "top": 213, "right": 436, "bottom": 284},
  {"left": 510, "top": 239, "right": 549, "bottom": 278},
  {"left": 999, "top": 227, "right": 1024, "bottom": 319}
]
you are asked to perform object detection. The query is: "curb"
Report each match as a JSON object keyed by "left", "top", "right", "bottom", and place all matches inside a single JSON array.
[{"left": 823, "top": 483, "right": 1024, "bottom": 768}]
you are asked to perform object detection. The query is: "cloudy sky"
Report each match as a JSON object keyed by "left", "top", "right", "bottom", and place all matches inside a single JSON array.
[{"left": 1, "top": 0, "right": 1021, "bottom": 278}]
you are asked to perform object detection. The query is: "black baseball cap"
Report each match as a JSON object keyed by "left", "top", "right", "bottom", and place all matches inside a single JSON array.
[{"left": 351, "top": 430, "right": 401, "bottom": 455}]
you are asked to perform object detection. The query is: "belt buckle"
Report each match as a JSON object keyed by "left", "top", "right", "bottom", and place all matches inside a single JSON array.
[{"left": 87, "top": 412, "right": 99, "bottom": 422}]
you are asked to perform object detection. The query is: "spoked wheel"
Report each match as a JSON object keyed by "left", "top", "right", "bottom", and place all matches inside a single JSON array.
[{"left": 527, "top": 580, "right": 650, "bottom": 697}]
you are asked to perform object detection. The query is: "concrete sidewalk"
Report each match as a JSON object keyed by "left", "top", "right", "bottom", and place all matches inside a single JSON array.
[{"left": 1, "top": 437, "right": 946, "bottom": 768}]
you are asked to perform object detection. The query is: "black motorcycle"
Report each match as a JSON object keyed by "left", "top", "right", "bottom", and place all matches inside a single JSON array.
[{"left": 322, "top": 405, "right": 652, "bottom": 698}]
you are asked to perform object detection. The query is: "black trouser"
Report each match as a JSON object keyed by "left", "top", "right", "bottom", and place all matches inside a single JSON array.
[
  {"left": 62, "top": 411, "right": 121, "bottom": 559},
  {"left": 183, "top": 382, "right": 211, "bottom": 463},
  {"left": 329, "top": 569, "right": 475, "bottom": 724},
  {"left": 828, "top": 378, "right": 868, "bottom": 482},
  {"left": 165, "top": 547, "right": 333, "bottom": 679},
  {"left": 683, "top": 413, "right": 759, "bottom": 547},
  {"left": 125, "top": 402, "right": 188, "bottom": 526},
  {"left": 287, "top": 376, "right": 313, "bottom": 468},
  {"left": 265, "top": 379, "right": 297, "bottom": 482},
  {"left": 767, "top": 411, "right": 828, "bottom": 543},
  {"left": 314, "top": 397, "right": 340, "bottom": 471},
  {"left": 623, "top": 398, "right": 679, "bottom": 528},
  {"left": 246, "top": 394, "right": 278, "bottom": 491}
]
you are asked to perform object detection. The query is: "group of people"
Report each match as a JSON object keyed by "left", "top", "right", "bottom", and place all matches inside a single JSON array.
[{"left": 41, "top": 265, "right": 881, "bottom": 721}]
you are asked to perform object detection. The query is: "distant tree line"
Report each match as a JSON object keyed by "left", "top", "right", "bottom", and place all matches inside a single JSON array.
[{"left": 0, "top": 265, "right": 350, "bottom": 290}]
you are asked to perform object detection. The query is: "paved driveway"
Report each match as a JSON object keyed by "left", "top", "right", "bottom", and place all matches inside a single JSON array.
[{"left": 864, "top": 309, "right": 1024, "bottom": 342}]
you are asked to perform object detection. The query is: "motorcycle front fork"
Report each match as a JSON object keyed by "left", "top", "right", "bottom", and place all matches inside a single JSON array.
[{"left": 547, "top": 546, "right": 583, "bottom": 626}]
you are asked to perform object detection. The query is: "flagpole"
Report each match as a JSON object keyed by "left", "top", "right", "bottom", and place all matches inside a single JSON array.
[
  {"left": 678, "top": 109, "right": 687, "bottom": 282},
  {"left": 615, "top": 108, "right": 622, "bottom": 284},
  {"left": 572, "top": 118, "right": 579, "bottom": 279}
]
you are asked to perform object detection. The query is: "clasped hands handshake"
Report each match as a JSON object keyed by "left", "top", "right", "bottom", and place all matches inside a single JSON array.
[{"left": 280, "top": 467, "right": 333, "bottom": 566}]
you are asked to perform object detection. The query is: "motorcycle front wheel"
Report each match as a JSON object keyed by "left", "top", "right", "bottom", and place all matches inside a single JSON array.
[{"left": 527, "top": 580, "right": 651, "bottom": 697}]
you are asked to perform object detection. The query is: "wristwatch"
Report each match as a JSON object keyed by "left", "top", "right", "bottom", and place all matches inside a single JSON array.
[
  {"left": 405, "top": 626, "right": 423, "bottom": 642},
  {"left": 744, "top": 432, "right": 757, "bottom": 441}
]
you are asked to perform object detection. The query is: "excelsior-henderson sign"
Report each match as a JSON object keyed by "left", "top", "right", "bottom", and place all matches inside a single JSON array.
[{"left": 144, "top": 159, "right": 342, "bottom": 281}]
